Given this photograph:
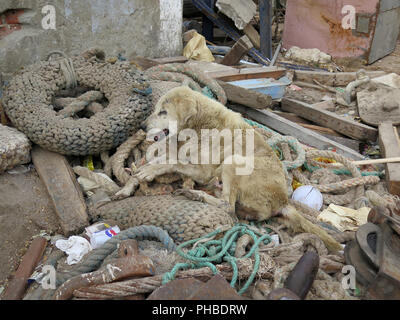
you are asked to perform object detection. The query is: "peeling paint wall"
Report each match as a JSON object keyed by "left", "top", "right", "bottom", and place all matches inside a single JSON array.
[{"left": 0, "top": 0, "right": 183, "bottom": 79}]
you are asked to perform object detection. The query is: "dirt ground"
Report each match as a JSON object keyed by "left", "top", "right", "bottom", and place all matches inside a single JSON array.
[{"left": 0, "top": 167, "right": 61, "bottom": 291}]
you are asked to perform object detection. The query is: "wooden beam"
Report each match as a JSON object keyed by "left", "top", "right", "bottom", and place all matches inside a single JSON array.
[
  {"left": 243, "top": 23, "right": 261, "bottom": 49},
  {"left": 281, "top": 98, "right": 378, "bottom": 142},
  {"left": 228, "top": 104, "right": 365, "bottom": 160},
  {"left": 31, "top": 146, "right": 89, "bottom": 236},
  {"left": 379, "top": 122, "right": 400, "bottom": 196},
  {"left": 354, "top": 157, "right": 400, "bottom": 166},
  {"left": 217, "top": 80, "right": 272, "bottom": 109},
  {"left": 293, "top": 70, "right": 386, "bottom": 86},
  {"left": 221, "top": 35, "right": 253, "bottom": 66},
  {"left": 207, "top": 66, "right": 286, "bottom": 82},
  {"left": 2, "top": 237, "right": 47, "bottom": 300}
]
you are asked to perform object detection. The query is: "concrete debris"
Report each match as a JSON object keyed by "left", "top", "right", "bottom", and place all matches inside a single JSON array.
[
  {"left": 0, "top": 124, "right": 31, "bottom": 173},
  {"left": 285, "top": 46, "right": 332, "bottom": 66},
  {"left": 215, "top": 0, "right": 257, "bottom": 30}
]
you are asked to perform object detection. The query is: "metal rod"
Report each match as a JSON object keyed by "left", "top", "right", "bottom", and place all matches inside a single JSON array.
[{"left": 259, "top": 0, "right": 273, "bottom": 59}]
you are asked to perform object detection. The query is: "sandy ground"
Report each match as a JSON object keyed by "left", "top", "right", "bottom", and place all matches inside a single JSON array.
[{"left": 0, "top": 167, "right": 61, "bottom": 291}]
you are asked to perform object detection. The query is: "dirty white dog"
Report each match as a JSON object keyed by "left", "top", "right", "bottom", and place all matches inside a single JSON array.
[{"left": 135, "top": 86, "right": 341, "bottom": 252}]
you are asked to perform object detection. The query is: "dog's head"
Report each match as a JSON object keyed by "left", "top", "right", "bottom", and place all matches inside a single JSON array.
[{"left": 143, "top": 86, "right": 198, "bottom": 142}]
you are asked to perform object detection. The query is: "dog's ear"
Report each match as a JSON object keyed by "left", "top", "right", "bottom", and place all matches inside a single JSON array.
[{"left": 173, "top": 95, "right": 198, "bottom": 123}]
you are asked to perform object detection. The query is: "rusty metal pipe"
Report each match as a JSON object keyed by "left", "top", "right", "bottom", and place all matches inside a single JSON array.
[
  {"left": 284, "top": 251, "right": 320, "bottom": 299},
  {"left": 53, "top": 240, "right": 154, "bottom": 300}
]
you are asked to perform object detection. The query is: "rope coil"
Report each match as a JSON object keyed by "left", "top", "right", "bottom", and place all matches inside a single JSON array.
[{"left": 162, "top": 223, "right": 272, "bottom": 295}]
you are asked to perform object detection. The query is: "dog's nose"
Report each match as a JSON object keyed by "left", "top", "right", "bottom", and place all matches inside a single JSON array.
[{"left": 140, "top": 123, "right": 147, "bottom": 131}]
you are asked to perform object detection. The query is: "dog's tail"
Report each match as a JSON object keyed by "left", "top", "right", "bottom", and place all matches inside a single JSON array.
[{"left": 277, "top": 205, "right": 342, "bottom": 252}]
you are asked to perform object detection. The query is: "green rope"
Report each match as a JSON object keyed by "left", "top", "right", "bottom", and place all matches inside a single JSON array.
[
  {"left": 244, "top": 118, "right": 384, "bottom": 178},
  {"left": 162, "top": 223, "right": 272, "bottom": 295},
  {"left": 303, "top": 162, "right": 384, "bottom": 178}
]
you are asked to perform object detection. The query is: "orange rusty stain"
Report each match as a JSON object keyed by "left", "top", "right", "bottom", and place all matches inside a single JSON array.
[{"left": 321, "top": 14, "right": 367, "bottom": 54}]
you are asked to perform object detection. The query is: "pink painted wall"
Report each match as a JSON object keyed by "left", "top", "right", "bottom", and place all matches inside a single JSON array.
[{"left": 282, "top": 0, "right": 380, "bottom": 59}]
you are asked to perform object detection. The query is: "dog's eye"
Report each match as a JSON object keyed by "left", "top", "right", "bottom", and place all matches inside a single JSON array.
[{"left": 158, "top": 110, "right": 167, "bottom": 116}]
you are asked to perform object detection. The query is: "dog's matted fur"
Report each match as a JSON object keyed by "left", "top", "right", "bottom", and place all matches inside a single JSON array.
[{"left": 135, "top": 86, "right": 342, "bottom": 252}]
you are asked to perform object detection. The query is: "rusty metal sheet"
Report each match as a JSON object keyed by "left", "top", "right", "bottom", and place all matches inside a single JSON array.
[
  {"left": 366, "top": 222, "right": 400, "bottom": 299},
  {"left": 147, "top": 278, "right": 205, "bottom": 300},
  {"left": 187, "top": 274, "right": 246, "bottom": 300}
]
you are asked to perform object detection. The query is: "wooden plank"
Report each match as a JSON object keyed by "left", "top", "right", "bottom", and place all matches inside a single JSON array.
[
  {"left": 294, "top": 70, "right": 386, "bottom": 86},
  {"left": 228, "top": 104, "right": 365, "bottom": 160},
  {"left": 221, "top": 35, "right": 253, "bottom": 66},
  {"left": 2, "top": 237, "right": 47, "bottom": 300},
  {"left": 273, "top": 111, "right": 311, "bottom": 124},
  {"left": 243, "top": 23, "right": 261, "bottom": 49},
  {"left": 354, "top": 157, "right": 400, "bottom": 166},
  {"left": 207, "top": 66, "right": 286, "bottom": 82},
  {"left": 379, "top": 121, "right": 400, "bottom": 196},
  {"left": 217, "top": 80, "right": 272, "bottom": 109},
  {"left": 31, "top": 146, "right": 89, "bottom": 236},
  {"left": 281, "top": 98, "right": 378, "bottom": 142},
  {"left": 297, "top": 123, "right": 343, "bottom": 137},
  {"left": 129, "top": 56, "right": 159, "bottom": 71}
]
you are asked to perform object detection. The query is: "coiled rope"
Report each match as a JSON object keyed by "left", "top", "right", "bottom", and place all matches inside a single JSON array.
[{"left": 162, "top": 223, "right": 272, "bottom": 295}]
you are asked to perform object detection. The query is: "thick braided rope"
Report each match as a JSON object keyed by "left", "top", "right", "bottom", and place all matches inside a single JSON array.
[
  {"left": 145, "top": 63, "right": 227, "bottom": 105},
  {"left": 3, "top": 49, "right": 153, "bottom": 156},
  {"left": 55, "top": 225, "right": 176, "bottom": 286},
  {"left": 162, "top": 223, "right": 272, "bottom": 295},
  {"left": 147, "top": 72, "right": 202, "bottom": 92},
  {"left": 111, "top": 129, "right": 146, "bottom": 184},
  {"left": 305, "top": 150, "right": 379, "bottom": 207},
  {"left": 73, "top": 166, "right": 120, "bottom": 195}
]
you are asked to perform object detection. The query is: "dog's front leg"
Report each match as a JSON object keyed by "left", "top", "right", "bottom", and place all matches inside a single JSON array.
[{"left": 134, "top": 163, "right": 174, "bottom": 182}]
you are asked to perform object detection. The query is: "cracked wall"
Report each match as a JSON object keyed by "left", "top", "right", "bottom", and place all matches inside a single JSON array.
[{"left": 0, "top": 0, "right": 183, "bottom": 79}]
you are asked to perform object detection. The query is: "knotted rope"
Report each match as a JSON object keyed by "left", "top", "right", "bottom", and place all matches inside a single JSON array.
[{"left": 162, "top": 223, "right": 272, "bottom": 295}]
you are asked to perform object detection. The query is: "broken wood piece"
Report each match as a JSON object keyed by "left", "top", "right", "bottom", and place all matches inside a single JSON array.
[
  {"left": 31, "top": 146, "right": 89, "bottom": 236},
  {"left": 379, "top": 122, "right": 400, "bottom": 196},
  {"left": 294, "top": 81, "right": 333, "bottom": 92},
  {"left": 229, "top": 104, "right": 364, "bottom": 160},
  {"left": 296, "top": 123, "right": 342, "bottom": 137},
  {"left": 207, "top": 66, "right": 286, "bottom": 82},
  {"left": 217, "top": 80, "right": 272, "bottom": 109},
  {"left": 243, "top": 23, "right": 261, "bottom": 49},
  {"left": 129, "top": 56, "right": 159, "bottom": 71},
  {"left": 353, "top": 157, "right": 400, "bottom": 166},
  {"left": 294, "top": 70, "right": 386, "bottom": 86},
  {"left": 281, "top": 98, "right": 378, "bottom": 142},
  {"left": 2, "top": 237, "right": 47, "bottom": 300},
  {"left": 221, "top": 35, "right": 254, "bottom": 66}
]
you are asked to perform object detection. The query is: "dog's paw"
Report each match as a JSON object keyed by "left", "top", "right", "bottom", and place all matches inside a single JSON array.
[
  {"left": 173, "top": 188, "right": 201, "bottom": 201},
  {"left": 135, "top": 164, "right": 167, "bottom": 182}
]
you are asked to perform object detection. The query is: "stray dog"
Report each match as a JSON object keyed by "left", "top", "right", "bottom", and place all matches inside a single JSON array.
[{"left": 135, "top": 86, "right": 341, "bottom": 252}]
